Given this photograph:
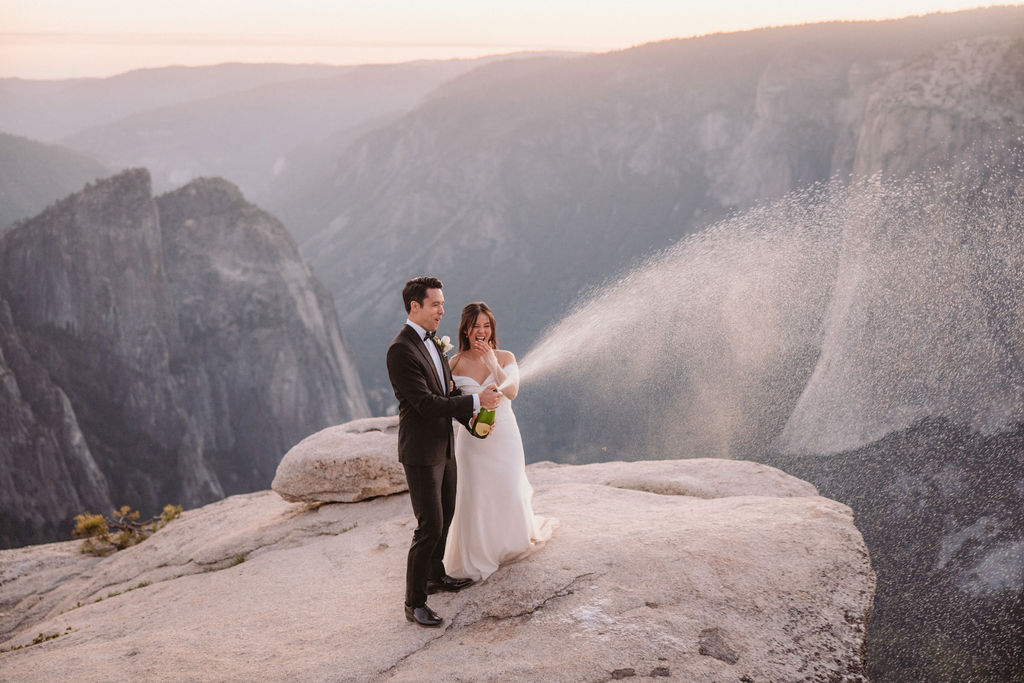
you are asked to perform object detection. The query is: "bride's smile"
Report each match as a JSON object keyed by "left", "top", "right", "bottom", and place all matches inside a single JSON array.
[
  {"left": 468, "top": 314, "right": 493, "bottom": 352},
  {"left": 452, "top": 302, "right": 518, "bottom": 397}
]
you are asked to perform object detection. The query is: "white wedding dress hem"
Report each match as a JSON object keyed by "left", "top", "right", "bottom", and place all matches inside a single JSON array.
[{"left": 443, "top": 364, "right": 557, "bottom": 582}]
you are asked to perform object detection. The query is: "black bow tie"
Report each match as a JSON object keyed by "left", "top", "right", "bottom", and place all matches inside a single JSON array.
[{"left": 424, "top": 330, "right": 436, "bottom": 341}]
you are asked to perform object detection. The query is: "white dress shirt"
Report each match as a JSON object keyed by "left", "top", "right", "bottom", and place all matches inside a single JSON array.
[{"left": 406, "top": 320, "right": 479, "bottom": 412}]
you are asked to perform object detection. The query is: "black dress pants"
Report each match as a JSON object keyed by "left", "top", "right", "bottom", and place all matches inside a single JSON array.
[{"left": 403, "top": 457, "right": 457, "bottom": 607}]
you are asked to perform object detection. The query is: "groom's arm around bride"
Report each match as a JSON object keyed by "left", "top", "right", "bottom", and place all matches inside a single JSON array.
[{"left": 387, "top": 329, "right": 473, "bottom": 440}]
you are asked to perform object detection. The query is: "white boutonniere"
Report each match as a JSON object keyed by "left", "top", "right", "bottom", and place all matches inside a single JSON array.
[{"left": 434, "top": 335, "right": 454, "bottom": 356}]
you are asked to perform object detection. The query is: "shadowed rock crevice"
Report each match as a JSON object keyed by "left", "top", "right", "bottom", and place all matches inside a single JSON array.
[
  {"left": 376, "top": 625, "right": 453, "bottom": 678},
  {"left": 454, "top": 572, "right": 598, "bottom": 627},
  {"left": 699, "top": 627, "right": 740, "bottom": 664}
]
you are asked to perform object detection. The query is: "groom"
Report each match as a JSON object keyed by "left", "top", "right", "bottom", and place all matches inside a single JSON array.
[{"left": 386, "top": 276, "right": 501, "bottom": 627}]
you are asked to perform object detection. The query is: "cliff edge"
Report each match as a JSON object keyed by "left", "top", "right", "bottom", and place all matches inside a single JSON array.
[{"left": 0, "top": 457, "right": 873, "bottom": 681}]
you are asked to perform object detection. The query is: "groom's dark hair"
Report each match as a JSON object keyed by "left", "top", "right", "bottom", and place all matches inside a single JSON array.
[{"left": 403, "top": 276, "right": 444, "bottom": 313}]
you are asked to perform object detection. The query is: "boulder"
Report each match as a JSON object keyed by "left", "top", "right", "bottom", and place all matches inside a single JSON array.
[{"left": 271, "top": 416, "right": 405, "bottom": 503}]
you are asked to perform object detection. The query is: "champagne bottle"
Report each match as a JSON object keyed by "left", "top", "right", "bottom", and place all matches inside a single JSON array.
[{"left": 470, "top": 406, "right": 495, "bottom": 438}]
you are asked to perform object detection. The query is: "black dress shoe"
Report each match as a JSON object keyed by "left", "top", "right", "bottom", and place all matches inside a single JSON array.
[
  {"left": 405, "top": 603, "right": 443, "bottom": 628},
  {"left": 426, "top": 575, "right": 475, "bottom": 594}
]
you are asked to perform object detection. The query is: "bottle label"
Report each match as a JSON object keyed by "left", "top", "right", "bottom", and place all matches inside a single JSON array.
[{"left": 470, "top": 408, "right": 495, "bottom": 438}]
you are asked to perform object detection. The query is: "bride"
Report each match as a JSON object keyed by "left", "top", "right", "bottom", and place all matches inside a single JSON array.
[{"left": 443, "top": 302, "right": 556, "bottom": 582}]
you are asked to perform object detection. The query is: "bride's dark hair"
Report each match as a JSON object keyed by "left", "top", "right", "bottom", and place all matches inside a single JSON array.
[{"left": 458, "top": 302, "right": 498, "bottom": 353}]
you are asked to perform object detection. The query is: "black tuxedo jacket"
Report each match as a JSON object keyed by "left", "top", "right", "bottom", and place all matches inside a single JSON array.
[{"left": 386, "top": 324, "right": 474, "bottom": 466}]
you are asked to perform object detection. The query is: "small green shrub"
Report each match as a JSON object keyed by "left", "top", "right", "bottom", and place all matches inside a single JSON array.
[
  {"left": 0, "top": 628, "right": 71, "bottom": 653},
  {"left": 72, "top": 504, "right": 183, "bottom": 556}
]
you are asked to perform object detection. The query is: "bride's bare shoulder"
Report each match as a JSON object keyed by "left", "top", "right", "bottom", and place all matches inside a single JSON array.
[
  {"left": 449, "top": 352, "right": 462, "bottom": 369},
  {"left": 498, "top": 349, "right": 516, "bottom": 366}
]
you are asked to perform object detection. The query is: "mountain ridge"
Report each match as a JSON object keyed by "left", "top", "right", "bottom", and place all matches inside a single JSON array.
[{"left": 0, "top": 169, "right": 368, "bottom": 548}]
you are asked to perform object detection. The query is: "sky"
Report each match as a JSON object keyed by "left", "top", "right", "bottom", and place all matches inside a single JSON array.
[{"left": 0, "top": 0, "right": 1002, "bottom": 80}]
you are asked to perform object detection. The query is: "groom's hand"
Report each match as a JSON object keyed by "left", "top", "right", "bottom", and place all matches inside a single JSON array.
[{"left": 480, "top": 385, "right": 501, "bottom": 410}]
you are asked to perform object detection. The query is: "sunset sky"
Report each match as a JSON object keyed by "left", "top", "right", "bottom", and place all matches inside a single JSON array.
[{"left": 0, "top": 0, "right": 1001, "bottom": 79}]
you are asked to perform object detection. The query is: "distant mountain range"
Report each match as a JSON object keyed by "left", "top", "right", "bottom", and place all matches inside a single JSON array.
[
  {"left": 61, "top": 59, "right": 514, "bottom": 199},
  {"left": 0, "top": 55, "right": 574, "bottom": 202},
  {"left": 0, "top": 63, "right": 354, "bottom": 141}
]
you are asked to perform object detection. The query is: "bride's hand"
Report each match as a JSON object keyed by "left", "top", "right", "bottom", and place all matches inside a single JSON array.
[{"left": 474, "top": 339, "right": 499, "bottom": 372}]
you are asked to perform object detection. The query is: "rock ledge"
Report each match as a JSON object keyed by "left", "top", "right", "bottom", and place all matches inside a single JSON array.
[{"left": 1, "top": 457, "right": 874, "bottom": 682}]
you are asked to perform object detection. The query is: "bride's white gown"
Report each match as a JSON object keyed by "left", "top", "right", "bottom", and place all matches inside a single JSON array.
[{"left": 444, "top": 363, "right": 556, "bottom": 582}]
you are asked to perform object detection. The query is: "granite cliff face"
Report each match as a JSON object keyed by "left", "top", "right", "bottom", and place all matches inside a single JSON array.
[
  {"left": 773, "top": 420, "right": 1024, "bottom": 682},
  {"left": 156, "top": 179, "right": 368, "bottom": 493},
  {"left": 851, "top": 36, "right": 1024, "bottom": 178},
  {"left": 780, "top": 36, "right": 1024, "bottom": 455},
  {"left": 0, "top": 297, "right": 111, "bottom": 547},
  {"left": 0, "top": 170, "right": 367, "bottom": 547}
]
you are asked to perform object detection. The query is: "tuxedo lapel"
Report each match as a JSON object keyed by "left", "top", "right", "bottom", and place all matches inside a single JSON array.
[
  {"left": 404, "top": 325, "right": 445, "bottom": 395},
  {"left": 440, "top": 344, "right": 453, "bottom": 396}
]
